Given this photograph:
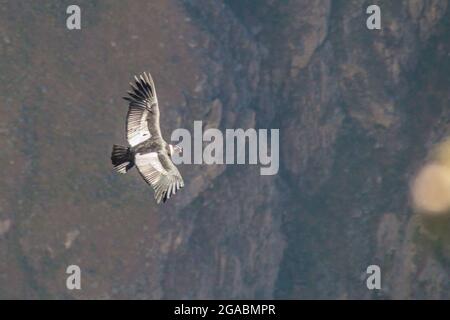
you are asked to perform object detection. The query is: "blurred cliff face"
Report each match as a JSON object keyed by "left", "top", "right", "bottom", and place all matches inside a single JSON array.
[{"left": 0, "top": 0, "right": 449, "bottom": 299}]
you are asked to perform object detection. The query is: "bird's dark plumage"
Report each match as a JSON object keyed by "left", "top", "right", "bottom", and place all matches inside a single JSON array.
[{"left": 111, "top": 72, "right": 184, "bottom": 204}]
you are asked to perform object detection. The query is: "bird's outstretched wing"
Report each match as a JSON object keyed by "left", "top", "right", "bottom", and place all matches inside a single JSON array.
[
  {"left": 134, "top": 151, "right": 184, "bottom": 203},
  {"left": 123, "top": 72, "right": 163, "bottom": 146}
]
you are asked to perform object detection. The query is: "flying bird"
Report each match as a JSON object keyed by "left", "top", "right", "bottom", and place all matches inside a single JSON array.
[{"left": 111, "top": 72, "right": 184, "bottom": 203}]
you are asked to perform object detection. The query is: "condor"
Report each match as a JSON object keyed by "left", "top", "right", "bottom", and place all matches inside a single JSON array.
[{"left": 111, "top": 72, "right": 184, "bottom": 204}]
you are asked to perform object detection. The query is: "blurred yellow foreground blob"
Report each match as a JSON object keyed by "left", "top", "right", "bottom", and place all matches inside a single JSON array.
[{"left": 412, "top": 138, "right": 450, "bottom": 216}]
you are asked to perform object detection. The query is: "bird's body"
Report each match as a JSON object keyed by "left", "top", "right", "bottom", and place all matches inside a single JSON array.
[
  {"left": 133, "top": 136, "right": 168, "bottom": 155},
  {"left": 111, "top": 72, "right": 184, "bottom": 204}
]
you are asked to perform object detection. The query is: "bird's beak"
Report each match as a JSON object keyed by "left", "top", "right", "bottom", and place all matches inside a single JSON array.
[{"left": 174, "top": 145, "right": 182, "bottom": 154}]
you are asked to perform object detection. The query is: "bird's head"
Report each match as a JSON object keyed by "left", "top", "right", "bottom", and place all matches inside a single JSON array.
[{"left": 168, "top": 144, "right": 182, "bottom": 158}]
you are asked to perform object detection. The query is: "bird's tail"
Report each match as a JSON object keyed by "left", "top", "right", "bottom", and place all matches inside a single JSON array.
[{"left": 111, "top": 144, "right": 134, "bottom": 174}]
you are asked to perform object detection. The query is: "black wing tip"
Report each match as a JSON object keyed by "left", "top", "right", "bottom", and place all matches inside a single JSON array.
[
  {"left": 124, "top": 72, "right": 155, "bottom": 105},
  {"left": 156, "top": 184, "right": 184, "bottom": 204}
]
